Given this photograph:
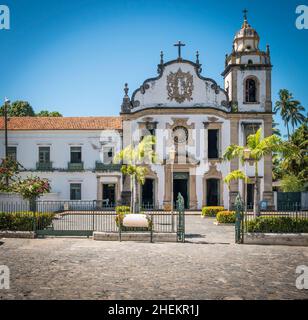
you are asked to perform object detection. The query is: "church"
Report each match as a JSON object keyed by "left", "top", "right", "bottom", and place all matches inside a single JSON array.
[{"left": 0, "top": 13, "right": 273, "bottom": 210}]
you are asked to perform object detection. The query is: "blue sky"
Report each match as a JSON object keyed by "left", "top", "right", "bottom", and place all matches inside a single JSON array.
[{"left": 0, "top": 0, "right": 307, "bottom": 137}]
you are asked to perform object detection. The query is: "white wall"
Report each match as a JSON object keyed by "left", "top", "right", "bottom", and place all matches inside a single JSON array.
[
  {"left": 0, "top": 129, "right": 122, "bottom": 201},
  {"left": 133, "top": 62, "right": 229, "bottom": 111}
]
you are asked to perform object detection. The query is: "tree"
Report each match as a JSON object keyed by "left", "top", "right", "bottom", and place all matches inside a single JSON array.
[
  {"left": 114, "top": 135, "right": 158, "bottom": 213},
  {"left": 289, "top": 102, "right": 306, "bottom": 134},
  {"left": 281, "top": 121, "right": 308, "bottom": 182},
  {"left": 280, "top": 174, "right": 304, "bottom": 192},
  {"left": 0, "top": 158, "right": 50, "bottom": 210},
  {"left": 272, "top": 120, "right": 281, "bottom": 137},
  {"left": 223, "top": 128, "right": 282, "bottom": 217},
  {"left": 36, "top": 110, "right": 62, "bottom": 117},
  {"left": 274, "top": 89, "right": 305, "bottom": 139},
  {"left": 272, "top": 120, "right": 283, "bottom": 181},
  {"left": 0, "top": 101, "right": 35, "bottom": 117},
  {"left": 224, "top": 170, "right": 250, "bottom": 189}
]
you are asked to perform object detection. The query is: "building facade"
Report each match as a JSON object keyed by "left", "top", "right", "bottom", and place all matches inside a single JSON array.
[{"left": 0, "top": 15, "right": 273, "bottom": 209}]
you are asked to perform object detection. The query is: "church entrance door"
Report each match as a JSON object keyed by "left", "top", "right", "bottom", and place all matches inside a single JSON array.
[
  {"left": 173, "top": 172, "right": 189, "bottom": 209},
  {"left": 103, "top": 183, "right": 116, "bottom": 207},
  {"left": 141, "top": 179, "right": 154, "bottom": 209},
  {"left": 206, "top": 178, "right": 219, "bottom": 206}
]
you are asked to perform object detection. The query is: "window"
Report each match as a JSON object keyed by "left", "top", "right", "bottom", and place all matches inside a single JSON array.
[
  {"left": 173, "top": 126, "right": 188, "bottom": 144},
  {"left": 243, "top": 124, "right": 261, "bottom": 145},
  {"left": 208, "top": 129, "right": 219, "bottom": 159},
  {"left": 70, "top": 183, "right": 81, "bottom": 200},
  {"left": 70, "top": 146, "right": 82, "bottom": 163},
  {"left": 245, "top": 78, "right": 257, "bottom": 103},
  {"left": 39, "top": 147, "right": 50, "bottom": 163},
  {"left": 247, "top": 59, "right": 253, "bottom": 65},
  {"left": 103, "top": 147, "right": 114, "bottom": 164},
  {"left": 7, "top": 146, "right": 17, "bottom": 160}
]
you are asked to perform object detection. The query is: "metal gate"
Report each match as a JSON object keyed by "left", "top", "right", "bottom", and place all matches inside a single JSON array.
[
  {"left": 277, "top": 192, "right": 301, "bottom": 210},
  {"left": 32, "top": 200, "right": 185, "bottom": 239},
  {"left": 35, "top": 201, "right": 104, "bottom": 237}
]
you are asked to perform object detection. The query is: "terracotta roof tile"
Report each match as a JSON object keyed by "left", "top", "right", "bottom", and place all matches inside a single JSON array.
[{"left": 0, "top": 117, "right": 122, "bottom": 130}]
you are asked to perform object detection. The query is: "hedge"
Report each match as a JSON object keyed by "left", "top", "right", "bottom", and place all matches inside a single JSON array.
[
  {"left": 0, "top": 212, "right": 55, "bottom": 231},
  {"left": 216, "top": 211, "right": 236, "bottom": 224},
  {"left": 202, "top": 206, "right": 225, "bottom": 217},
  {"left": 246, "top": 216, "right": 308, "bottom": 233}
]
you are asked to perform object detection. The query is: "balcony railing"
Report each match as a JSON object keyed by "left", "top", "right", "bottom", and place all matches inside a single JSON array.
[
  {"left": 36, "top": 162, "right": 53, "bottom": 171},
  {"left": 95, "top": 161, "right": 121, "bottom": 171},
  {"left": 68, "top": 162, "right": 84, "bottom": 171}
]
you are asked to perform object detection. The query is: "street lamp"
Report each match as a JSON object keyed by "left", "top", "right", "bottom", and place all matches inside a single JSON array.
[
  {"left": 3, "top": 98, "right": 10, "bottom": 160},
  {"left": 3, "top": 98, "right": 10, "bottom": 186},
  {"left": 169, "top": 145, "right": 176, "bottom": 232},
  {"left": 169, "top": 146, "right": 176, "bottom": 212},
  {"left": 243, "top": 148, "right": 251, "bottom": 212}
]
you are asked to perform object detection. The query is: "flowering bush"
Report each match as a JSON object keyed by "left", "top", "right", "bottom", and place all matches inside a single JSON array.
[
  {"left": 11, "top": 176, "right": 51, "bottom": 200},
  {"left": 115, "top": 205, "right": 130, "bottom": 227},
  {"left": 216, "top": 211, "right": 236, "bottom": 224},
  {"left": 201, "top": 206, "right": 225, "bottom": 217}
]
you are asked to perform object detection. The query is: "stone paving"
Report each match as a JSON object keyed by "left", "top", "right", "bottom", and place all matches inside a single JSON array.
[{"left": 0, "top": 216, "right": 308, "bottom": 300}]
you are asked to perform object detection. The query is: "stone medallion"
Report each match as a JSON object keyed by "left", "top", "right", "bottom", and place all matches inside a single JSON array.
[{"left": 167, "top": 68, "right": 194, "bottom": 103}]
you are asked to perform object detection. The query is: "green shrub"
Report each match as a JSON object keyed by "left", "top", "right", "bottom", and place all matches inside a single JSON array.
[
  {"left": 115, "top": 206, "right": 130, "bottom": 214},
  {"left": 247, "top": 216, "right": 308, "bottom": 233},
  {"left": 202, "top": 206, "right": 224, "bottom": 217},
  {"left": 115, "top": 206, "right": 130, "bottom": 227},
  {"left": 0, "top": 212, "right": 55, "bottom": 231},
  {"left": 216, "top": 211, "right": 236, "bottom": 224}
]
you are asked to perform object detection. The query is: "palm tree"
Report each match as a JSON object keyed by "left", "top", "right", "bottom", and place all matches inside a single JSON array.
[
  {"left": 289, "top": 102, "right": 306, "bottom": 134},
  {"left": 223, "top": 128, "right": 282, "bottom": 217},
  {"left": 274, "top": 89, "right": 305, "bottom": 139},
  {"left": 114, "top": 135, "right": 158, "bottom": 213},
  {"left": 224, "top": 170, "right": 250, "bottom": 189}
]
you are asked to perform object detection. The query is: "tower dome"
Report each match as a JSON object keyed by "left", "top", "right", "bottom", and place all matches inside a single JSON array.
[{"left": 233, "top": 10, "right": 260, "bottom": 52}]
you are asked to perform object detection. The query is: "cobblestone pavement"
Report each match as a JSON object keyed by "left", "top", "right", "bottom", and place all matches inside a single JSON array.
[{"left": 0, "top": 216, "right": 308, "bottom": 300}]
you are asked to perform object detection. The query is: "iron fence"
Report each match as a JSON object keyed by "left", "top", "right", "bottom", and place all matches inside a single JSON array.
[
  {"left": 0, "top": 200, "right": 178, "bottom": 236},
  {"left": 242, "top": 202, "right": 308, "bottom": 234}
]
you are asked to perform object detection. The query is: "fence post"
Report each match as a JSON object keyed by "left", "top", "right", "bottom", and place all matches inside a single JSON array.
[
  {"left": 176, "top": 193, "right": 185, "bottom": 243},
  {"left": 235, "top": 194, "right": 244, "bottom": 244}
]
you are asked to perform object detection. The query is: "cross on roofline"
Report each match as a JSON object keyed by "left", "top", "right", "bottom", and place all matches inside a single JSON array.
[
  {"left": 243, "top": 8, "right": 248, "bottom": 20},
  {"left": 174, "top": 41, "right": 185, "bottom": 59}
]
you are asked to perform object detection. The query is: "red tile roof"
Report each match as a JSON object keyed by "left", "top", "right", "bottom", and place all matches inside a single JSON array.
[{"left": 0, "top": 117, "right": 122, "bottom": 130}]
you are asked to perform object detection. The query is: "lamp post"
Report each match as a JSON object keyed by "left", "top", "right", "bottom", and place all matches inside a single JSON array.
[
  {"left": 169, "top": 146, "right": 176, "bottom": 232},
  {"left": 243, "top": 148, "right": 251, "bottom": 213},
  {"left": 169, "top": 146, "right": 176, "bottom": 210},
  {"left": 3, "top": 98, "right": 10, "bottom": 160},
  {"left": 3, "top": 98, "right": 10, "bottom": 186}
]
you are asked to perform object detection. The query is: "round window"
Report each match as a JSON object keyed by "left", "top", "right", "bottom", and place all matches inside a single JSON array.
[{"left": 172, "top": 126, "right": 188, "bottom": 144}]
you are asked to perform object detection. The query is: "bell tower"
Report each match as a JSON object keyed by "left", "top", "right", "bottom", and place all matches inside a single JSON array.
[{"left": 222, "top": 10, "right": 272, "bottom": 113}]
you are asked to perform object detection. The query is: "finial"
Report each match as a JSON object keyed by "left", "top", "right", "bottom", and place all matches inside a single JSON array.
[
  {"left": 124, "top": 83, "right": 129, "bottom": 96},
  {"left": 196, "top": 51, "right": 200, "bottom": 64},
  {"left": 266, "top": 44, "right": 270, "bottom": 55},
  {"left": 160, "top": 51, "right": 164, "bottom": 64},
  {"left": 174, "top": 40, "right": 186, "bottom": 59}
]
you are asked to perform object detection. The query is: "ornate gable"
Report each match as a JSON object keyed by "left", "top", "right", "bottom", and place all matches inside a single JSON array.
[{"left": 123, "top": 53, "right": 230, "bottom": 114}]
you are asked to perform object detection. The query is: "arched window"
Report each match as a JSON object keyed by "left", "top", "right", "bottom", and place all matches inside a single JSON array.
[
  {"left": 247, "top": 59, "right": 253, "bottom": 65},
  {"left": 245, "top": 78, "right": 257, "bottom": 103}
]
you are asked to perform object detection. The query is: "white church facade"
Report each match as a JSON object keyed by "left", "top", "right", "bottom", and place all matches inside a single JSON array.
[{"left": 0, "top": 14, "right": 273, "bottom": 210}]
